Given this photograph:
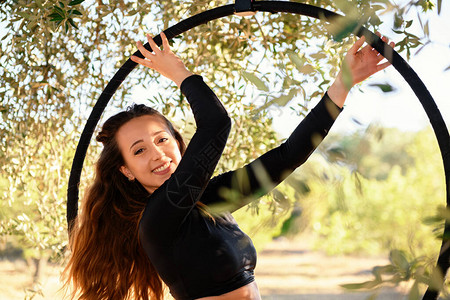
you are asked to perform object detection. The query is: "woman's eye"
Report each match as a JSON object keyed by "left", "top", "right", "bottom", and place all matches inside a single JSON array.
[
  {"left": 134, "top": 148, "right": 144, "bottom": 155},
  {"left": 158, "top": 137, "right": 168, "bottom": 143}
]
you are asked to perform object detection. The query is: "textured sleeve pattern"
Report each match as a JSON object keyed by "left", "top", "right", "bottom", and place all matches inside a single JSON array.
[
  {"left": 202, "top": 92, "right": 342, "bottom": 212},
  {"left": 139, "top": 75, "right": 231, "bottom": 239}
]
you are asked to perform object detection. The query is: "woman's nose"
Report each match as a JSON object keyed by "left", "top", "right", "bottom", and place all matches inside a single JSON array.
[{"left": 150, "top": 145, "right": 165, "bottom": 160}]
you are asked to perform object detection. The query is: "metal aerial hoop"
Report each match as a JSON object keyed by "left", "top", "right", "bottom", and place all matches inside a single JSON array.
[{"left": 67, "top": 1, "right": 450, "bottom": 299}]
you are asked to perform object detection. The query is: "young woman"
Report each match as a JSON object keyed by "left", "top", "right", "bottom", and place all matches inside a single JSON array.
[{"left": 64, "top": 32, "right": 394, "bottom": 300}]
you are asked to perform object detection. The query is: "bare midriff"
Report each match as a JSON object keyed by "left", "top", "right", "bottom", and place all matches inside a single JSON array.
[{"left": 196, "top": 281, "right": 261, "bottom": 300}]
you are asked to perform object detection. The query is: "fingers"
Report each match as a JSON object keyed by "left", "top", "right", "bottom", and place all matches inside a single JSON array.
[
  {"left": 131, "top": 32, "right": 169, "bottom": 65},
  {"left": 134, "top": 33, "right": 164, "bottom": 58},
  {"left": 373, "top": 32, "right": 395, "bottom": 55},
  {"left": 161, "top": 32, "right": 171, "bottom": 52},
  {"left": 376, "top": 32, "right": 395, "bottom": 48},
  {"left": 343, "top": 32, "right": 395, "bottom": 84},
  {"left": 146, "top": 34, "right": 161, "bottom": 54},
  {"left": 132, "top": 38, "right": 156, "bottom": 65},
  {"left": 355, "top": 32, "right": 395, "bottom": 68},
  {"left": 130, "top": 54, "right": 152, "bottom": 67},
  {"left": 363, "top": 32, "right": 385, "bottom": 56},
  {"left": 372, "top": 33, "right": 394, "bottom": 71},
  {"left": 377, "top": 35, "right": 389, "bottom": 55},
  {"left": 131, "top": 40, "right": 153, "bottom": 66},
  {"left": 376, "top": 61, "right": 391, "bottom": 72},
  {"left": 375, "top": 33, "right": 396, "bottom": 65},
  {"left": 349, "top": 35, "right": 366, "bottom": 55}
]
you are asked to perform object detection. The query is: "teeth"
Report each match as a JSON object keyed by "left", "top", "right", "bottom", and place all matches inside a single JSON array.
[{"left": 153, "top": 162, "right": 170, "bottom": 173}]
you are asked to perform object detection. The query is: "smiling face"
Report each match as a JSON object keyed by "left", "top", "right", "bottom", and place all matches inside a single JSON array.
[{"left": 116, "top": 115, "right": 182, "bottom": 194}]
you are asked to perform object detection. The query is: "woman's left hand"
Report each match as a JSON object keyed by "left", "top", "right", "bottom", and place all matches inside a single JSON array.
[
  {"left": 342, "top": 33, "right": 395, "bottom": 86},
  {"left": 131, "top": 32, "right": 193, "bottom": 87},
  {"left": 328, "top": 33, "right": 395, "bottom": 108}
]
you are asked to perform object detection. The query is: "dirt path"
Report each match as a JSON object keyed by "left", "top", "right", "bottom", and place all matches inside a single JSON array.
[
  {"left": 256, "top": 236, "right": 406, "bottom": 300},
  {"left": 0, "top": 236, "right": 407, "bottom": 300}
]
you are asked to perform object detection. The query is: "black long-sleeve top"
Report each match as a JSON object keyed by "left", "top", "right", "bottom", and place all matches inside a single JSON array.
[{"left": 138, "top": 75, "right": 342, "bottom": 300}]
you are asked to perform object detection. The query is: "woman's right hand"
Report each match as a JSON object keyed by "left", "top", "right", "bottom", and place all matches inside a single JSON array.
[
  {"left": 327, "top": 33, "right": 395, "bottom": 108},
  {"left": 131, "top": 32, "right": 193, "bottom": 88}
]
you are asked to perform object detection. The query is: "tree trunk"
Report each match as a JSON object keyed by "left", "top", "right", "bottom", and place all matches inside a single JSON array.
[{"left": 33, "top": 256, "right": 48, "bottom": 284}]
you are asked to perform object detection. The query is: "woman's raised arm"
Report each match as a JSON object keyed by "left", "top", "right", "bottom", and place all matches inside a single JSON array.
[
  {"left": 135, "top": 33, "right": 231, "bottom": 238},
  {"left": 201, "top": 34, "right": 395, "bottom": 213}
]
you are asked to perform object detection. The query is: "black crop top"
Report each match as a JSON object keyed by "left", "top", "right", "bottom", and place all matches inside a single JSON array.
[{"left": 138, "top": 75, "right": 342, "bottom": 300}]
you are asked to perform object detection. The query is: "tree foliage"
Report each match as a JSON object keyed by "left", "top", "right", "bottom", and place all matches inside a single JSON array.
[
  {"left": 291, "top": 128, "right": 444, "bottom": 256},
  {"left": 321, "top": 126, "right": 416, "bottom": 180}
]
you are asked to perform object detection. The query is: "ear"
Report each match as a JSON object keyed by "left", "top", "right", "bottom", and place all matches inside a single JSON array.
[{"left": 119, "top": 165, "right": 135, "bottom": 181}]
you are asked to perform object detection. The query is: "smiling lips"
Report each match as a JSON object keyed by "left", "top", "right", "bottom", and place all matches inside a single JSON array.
[{"left": 152, "top": 161, "right": 171, "bottom": 175}]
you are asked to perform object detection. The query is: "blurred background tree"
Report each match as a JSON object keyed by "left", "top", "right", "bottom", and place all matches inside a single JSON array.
[
  {"left": 274, "top": 126, "right": 446, "bottom": 298},
  {"left": 0, "top": 0, "right": 444, "bottom": 297},
  {"left": 286, "top": 127, "right": 444, "bottom": 257}
]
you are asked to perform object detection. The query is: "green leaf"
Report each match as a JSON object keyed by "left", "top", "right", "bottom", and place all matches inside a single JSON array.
[
  {"left": 370, "top": 5, "right": 385, "bottom": 11},
  {"left": 327, "top": 147, "right": 346, "bottom": 162},
  {"left": 50, "top": 16, "right": 65, "bottom": 22},
  {"left": 241, "top": 71, "right": 269, "bottom": 92},
  {"left": 53, "top": 6, "right": 65, "bottom": 16},
  {"left": 272, "top": 88, "right": 298, "bottom": 107},
  {"left": 369, "top": 14, "right": 381, "bottom": 27},
  {"left": 422, "top": 215, "right": 443, "bottom": 225},
  {"left": 67, "top": 18, "right": 78, "bottom": 29},
  {"left": 373, "top": 265, "right": 395, "bottom": 280},
  {"left": 127, "top": 9, "right": 139, "bottom": 16},
  {"left": 340, "top": 280, "right": 380, "bottom": 290},
  {"left": 59, "top": 1, "right": 65, "bottom": 8},
  {"left": 427, "top": 267, "right": 444, "bottom": 290},
  {"left": 31, "top": 82, "right": 49, "bottom": 89},
  {"left": 69, "top": 9, "right": 82, "bottom": 16},
  {"left": 436, "top": 205, "right": 450, "bottom": 221},
  {"left": 48, "top": 12, "right": 63, "bottom": 18},
  {"left": 329, "top": 19, "right": 360, "bottom": 42},
  {"left": 17, "top": 12, "right": 31, "bottom": 19},
  {"left": 423, "top": 21, "right": 429, "bottom": 37},
  {"left": 393, "top": 13, "right": 403, "bottom": 29},
  {"left": 287, "top": 51, "right": 305, "bottom": 70},
  {"left": 69, "top": 0, "right": 85, "bottom": 5},
  {"left": 368, "top": 83, "right": 396, "bottom": 93},
  {"left": 437, "top": 0, "right": 442, "bottom": 14},
  {"left": 299, "top": 64, "right": 315, "bottom": 75},
  {"left": 271, "top": 189, "right": 289, "bottom": 208},
  {"left": 389, "top": 250, "right": 409, "bottom": 271},
  {"left": 26, "top": 20, "right": 38, "bottom": 31},
  {"left": 309, "top": 52, "right": 327, "bottom": 60}
]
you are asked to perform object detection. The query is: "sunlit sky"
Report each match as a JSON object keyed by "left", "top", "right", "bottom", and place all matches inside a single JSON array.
[{"left": 271, "top": 2, "right": 450, "bottom": 138}]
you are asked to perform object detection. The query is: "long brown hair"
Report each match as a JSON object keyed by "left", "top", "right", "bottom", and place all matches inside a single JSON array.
[{"left": 64, "top": 104, "right": 186, "bottom": 300}]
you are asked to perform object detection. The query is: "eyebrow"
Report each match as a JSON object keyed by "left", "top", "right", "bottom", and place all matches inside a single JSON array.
[
  {"left": 128, "top": 130, "right": 166, "bottom": 151},
  {"left": 129, "top": 139, "right": 144, "bottom": 150}
]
